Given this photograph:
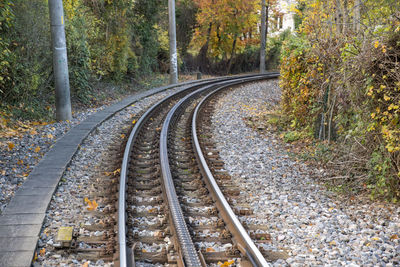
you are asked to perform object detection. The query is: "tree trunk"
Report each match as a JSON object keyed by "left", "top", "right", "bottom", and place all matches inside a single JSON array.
[
  {"left": 342, "top": 0, "right": 348, "bottom": 34},
  {"left": 198, "top": 22, "right": 212, "bottom": 73},
  {"left": 227, "top": 34, "right": 238, "bottom": 74},
  {"left": 354, "top": 0, "right": 361, "bottom": 33},
  {"left": 168, "top": 0, "right": 178, "bottom": 84},
  {"left": 335, "top": 0, "right": 342, "bottom": 34},
  {"left": 260, "top": 0, "right": 267, "bottom": 73}
]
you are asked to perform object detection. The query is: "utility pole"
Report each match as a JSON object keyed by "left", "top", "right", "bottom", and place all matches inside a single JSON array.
[
  {"left": 260, "top": 0, "right": 267, "bottom": 73},
  {"left": 48, "top": 0, "right": 72, "bottom": 121},
  {"left": 168, "top": 0, "right": 178, "bottom": 84}
]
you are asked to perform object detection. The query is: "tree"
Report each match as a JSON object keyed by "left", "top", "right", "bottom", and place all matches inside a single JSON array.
[{"left": 192, "top": 0, "right": 260, "bottom": 73}]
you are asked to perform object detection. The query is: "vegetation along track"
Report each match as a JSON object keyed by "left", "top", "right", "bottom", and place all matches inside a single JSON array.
[{"left": 118, "top": 72, "right": 279, "bottom": 267}]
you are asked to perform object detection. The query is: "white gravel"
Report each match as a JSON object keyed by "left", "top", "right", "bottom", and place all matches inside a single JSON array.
[{"left": 211, "top": 80, "right": 400, "bottom": 266}]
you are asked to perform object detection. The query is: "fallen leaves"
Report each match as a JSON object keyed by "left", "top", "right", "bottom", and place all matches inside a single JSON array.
[
  {"left": 104, "top": 168, "right": 121, "bottom": 176},
  {"left": 47, "top": 133, "right": 54, "bottom": 139},
  {"left": 8, "top": 142, "right": 15, "bottom": 151},
  {"left": 84, "top": 197, "right": 98, "bottom": 211},
  {"left": 148, "top": 208, "right": 158, "bottom": 213},
  {"left": 206, "top": 247, "right": 215, "bottom": 252},
  {"left": 39, "top": 248, "right": 46, "bottom": 256},
  {"left": 34, "top": 146, "right": 41, "bottom": 153},
  {"left": 218, "top": 260, "right": 235, "bottom": 266}
]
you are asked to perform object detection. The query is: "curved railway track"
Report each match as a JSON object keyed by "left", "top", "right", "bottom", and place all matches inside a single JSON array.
[{"left": 119, "top": 73, "right": 279, "bottom": 267}]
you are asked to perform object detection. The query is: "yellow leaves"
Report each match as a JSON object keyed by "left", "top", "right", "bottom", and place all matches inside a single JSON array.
[
  {"left": 388, "top": 104, "right": 399, "bottom": 111},
  {"left": 148, "top": 208, "right": 158, "bottom": 213},
  {"left": 30, "top": 129, "right": 38, "bottom": 135},
  {"left": 7, "top": 142, "right": 15, "bottom": 151},
  {"left": 367, "top": 85, "right": 374, "bottom": 96},
  {"left": 104, "top": 168, "right": 120, "bottom": 176},
  {"left": 47, "top": 133, "right": 54, "bottom": 139},
  {"left": 82, "top": 262, "right": 89, "bottom": 267},
  {"left": 374, "top": 40, "right": 380, "bottom": 49},
  {"left": 132, "top": 119, "right": 137, "bottom": 125},
  {"left": 371, "top": 113, "right": 376, "bottom": 119},
  {"left": 372, "top": 237, "right": 380, "bottom": 241},
  {"left": 34, "top": 146, "right": 41, "bottom": 153},
  {"left": 113, "top": 168, "right": 120, "bottom": 176},
  {"left": 84, "top": 197, "right": 98, "bottom": 211},
  {"left": 206, "top": 247, "right": 215, "bottom": 252},
  {"left": 17, "top": 159, "right": 23, "bottom": 165},
  {"left": 329, "top": 240, "right": 336, "bottom": 246},
  {"left": 39, "top": 248, "right": 45, "bottom": 256},
  {"left": 218, "top": 260, "right": 235, "bottom": 267},
  {"left": 120, "top": 134, "right": 126, "bottom": 139},
  {"left": 390, "top": 234, "right": 399, "bottom": 240}
]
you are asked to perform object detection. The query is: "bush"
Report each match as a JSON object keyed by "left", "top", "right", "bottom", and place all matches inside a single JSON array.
[{"left": 278, "top": 0, "right": 400, "bottom": 200}]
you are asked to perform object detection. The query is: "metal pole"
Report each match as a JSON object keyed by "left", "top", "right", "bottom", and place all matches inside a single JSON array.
[
  {"left": 168, "top": 0, "right": 178, "bottom": 84},
  {"left": 49, "top": 0, "right": 72, "bottom": 121},
  {"left": 260, "top": 0, "right": 267, "bottom": 73}
]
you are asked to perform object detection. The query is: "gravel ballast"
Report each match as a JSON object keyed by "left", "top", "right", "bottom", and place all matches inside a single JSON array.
[
  {"left": 211, "top": 80, "right": 400, "bottom": 266},
  {"left": 34, "top": 86, "right": 185, "bottom": 266}
]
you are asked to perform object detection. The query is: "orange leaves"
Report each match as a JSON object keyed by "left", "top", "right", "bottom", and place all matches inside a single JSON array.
[
  {"left": 218, "top": 260, "right": 235, "bottom": 267},
  {"left": 7, "top": 142, "right": 15, "bottom": 151},
  {"left": 84, "top": 197, "right": 98, "bottom": 211},
  {"left": 34, "top": 146, "right": 41, "bottom": 153}
]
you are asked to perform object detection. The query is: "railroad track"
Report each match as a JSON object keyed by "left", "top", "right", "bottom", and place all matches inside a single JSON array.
[{"left": 118, "top": 73, "right": 279, "bottom": 267}]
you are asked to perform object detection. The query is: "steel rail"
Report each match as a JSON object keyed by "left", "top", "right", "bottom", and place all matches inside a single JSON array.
[
  {"left": 118, "top": 74, "right": 271, "bottom": 267},
  {"left": 159, "top": 74, "right": 275, "bottom": 266},
  {"left": 191, "top": 72, "right": 279, "bottom": 266}
]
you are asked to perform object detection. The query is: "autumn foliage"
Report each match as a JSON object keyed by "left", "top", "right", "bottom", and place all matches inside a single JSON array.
[
  {"left": 279, "top": 0, "right": 400, "bottom": 200},
  {"left": 190, "top": 0, "right": 279, "bottom": 73}
]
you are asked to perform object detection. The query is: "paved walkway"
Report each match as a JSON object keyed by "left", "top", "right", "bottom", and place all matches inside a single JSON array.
[{"left": 0, "top": 81, "right": 199, "bottom": 267}]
